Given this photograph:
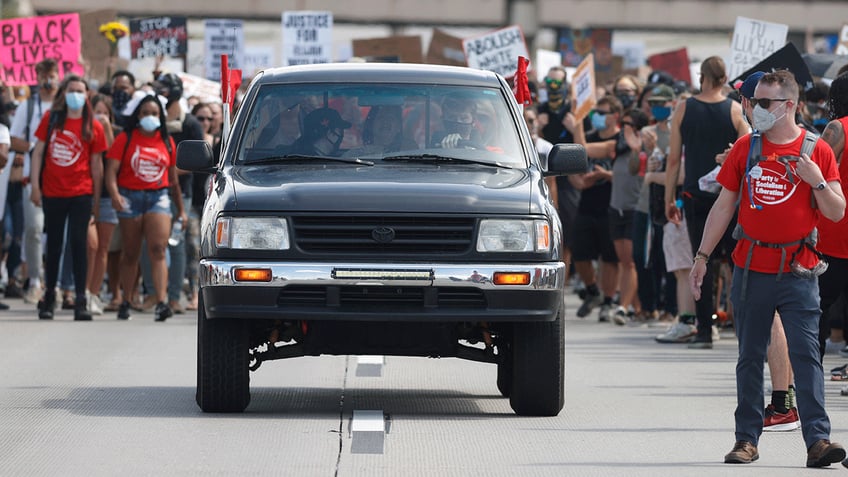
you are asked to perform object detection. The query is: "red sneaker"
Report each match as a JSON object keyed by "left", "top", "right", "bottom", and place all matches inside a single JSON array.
[{"left": 763, "top": 404, "right": 800, "bottom": 432}]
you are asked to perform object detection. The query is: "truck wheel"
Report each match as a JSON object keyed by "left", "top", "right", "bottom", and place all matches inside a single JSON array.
[
  {"left": 508, "top": 310, "right": 564, "bottom": 416},
  {"left": 196, "top": 295, "right": 251, "bottom": 412},
  {"left": 496, "top": 343, "right": 512, "bottom": 398}
]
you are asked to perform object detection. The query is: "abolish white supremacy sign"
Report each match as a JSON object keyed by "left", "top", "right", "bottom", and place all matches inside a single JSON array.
[
  {"left": 282, "top": 11, "right": 332, "bottom": 65},
  {"left": 463, "top": 25, "right": 529, "bottom": 79}
]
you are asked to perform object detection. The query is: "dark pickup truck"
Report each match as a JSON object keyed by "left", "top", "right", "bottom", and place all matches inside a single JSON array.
[{"left": 177, "top": 63, "right": 586, "bottom": 416}]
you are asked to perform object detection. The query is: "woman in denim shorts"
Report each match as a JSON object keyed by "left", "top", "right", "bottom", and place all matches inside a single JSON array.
[{"left": 104, "top": 94, "right": 186, "bottom": 321}]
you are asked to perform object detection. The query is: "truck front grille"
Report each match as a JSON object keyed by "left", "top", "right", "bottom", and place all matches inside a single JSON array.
[
  {"left": 278, "top": 285, "right": 486, "bottom": 310},
  {"left": 291, "top": 216, "right": 475, "bottom": 255}
]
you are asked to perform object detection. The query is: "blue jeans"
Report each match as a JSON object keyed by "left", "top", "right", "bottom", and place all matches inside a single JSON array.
[{"left": 730, "top": 267, "right": 830, "bottom": 449}]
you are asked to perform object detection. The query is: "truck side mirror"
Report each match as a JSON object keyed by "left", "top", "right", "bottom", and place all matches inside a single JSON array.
[
  {"left": 545, "top": 143, "right": 587, "bottom": 176},
  {"left": 176, "top": 140, "right": 216, "bottom": 172}
]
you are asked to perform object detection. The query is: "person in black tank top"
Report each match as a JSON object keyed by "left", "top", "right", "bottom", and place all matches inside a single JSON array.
[{"left": 664, "top": 56, "right": 747, "bottom": 348}]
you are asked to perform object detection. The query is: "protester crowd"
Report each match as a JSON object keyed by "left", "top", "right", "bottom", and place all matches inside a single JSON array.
[{"left": 0, "top": 58, "right": 221, "bottom": 322}]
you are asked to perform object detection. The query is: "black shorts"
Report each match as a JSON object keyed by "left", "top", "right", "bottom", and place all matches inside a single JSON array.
[
  {"left": 608, "top": 207, "right": 635, "bottom": 241},
  {"left": 557, "top": 203, "right": 577, "bottom": 249},
  {"left": 571, "top": 212, "right": 618, "bottom": 263}
]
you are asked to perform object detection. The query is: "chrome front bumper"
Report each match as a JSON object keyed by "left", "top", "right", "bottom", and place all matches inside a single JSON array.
[{"left": 198, "top": 260, "right": 565, "bottom": 321}]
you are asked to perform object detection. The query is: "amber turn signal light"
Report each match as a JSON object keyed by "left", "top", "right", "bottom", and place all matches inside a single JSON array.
[
  {"left": 234, "top": 268, "right": 272, "bottom": 282},
  {"left": 492, "top": 272, "right": 530, "bottom": 285}
]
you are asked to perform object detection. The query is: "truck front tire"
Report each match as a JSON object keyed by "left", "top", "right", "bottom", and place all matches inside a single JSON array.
[
  {"left": 196, "top": 295, "right": 251, "bottom": 412},
  {"left": 508, "top": 310, "right": 565, "bottom": 416}
]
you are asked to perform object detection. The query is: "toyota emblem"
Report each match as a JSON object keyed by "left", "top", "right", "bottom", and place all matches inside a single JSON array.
[{"left": 371, "top": 227, "right": 396, "bottom": 243}]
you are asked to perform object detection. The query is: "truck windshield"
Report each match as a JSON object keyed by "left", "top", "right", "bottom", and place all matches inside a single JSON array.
[{"left": 237, "top": 83, "right": 526, "bottom": 167}]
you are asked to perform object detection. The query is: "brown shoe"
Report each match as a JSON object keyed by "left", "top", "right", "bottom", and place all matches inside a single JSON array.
[
  {"left": 725, "top": 440, "right": 758, "bottom": 464},
  {"left": 807, "top": 439, "right": 846, "bottom": 467}
]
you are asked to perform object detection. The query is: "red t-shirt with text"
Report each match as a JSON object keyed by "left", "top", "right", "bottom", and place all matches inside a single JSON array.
[
  {"left": 717, "top": 131, "right": 840, "bottom": 273},
  {"left": 106, "top": 131, "right": 176, "bottom": 190},
  {"left": 35, "top": 113, "right": 107, "bottom": 198},
  {"left": 817, "top": 116, "right": 848, "bottom": 258}
]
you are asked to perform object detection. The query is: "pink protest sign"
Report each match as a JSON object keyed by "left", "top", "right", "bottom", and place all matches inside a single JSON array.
[{"left": 0, "top": 13, "right": 84, "bottom": 85}]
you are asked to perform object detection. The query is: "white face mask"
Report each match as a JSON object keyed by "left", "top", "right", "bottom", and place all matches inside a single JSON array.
[{"left": 751, "top": 103, "right": 786, "bottom": 132}]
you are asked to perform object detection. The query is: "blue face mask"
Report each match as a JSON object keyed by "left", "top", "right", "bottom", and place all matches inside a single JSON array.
[
  {"left": 651, "top": 105, "right": 672, "bottom": 121},
  {"left": 590, "top": 112, "right": 607, "bottom": 131},
  {"left": 65, "top": 92, "right": 86, "bottom": 111},
  {"left": 139, "top": 115, "right": 161, "bottom": 132}
]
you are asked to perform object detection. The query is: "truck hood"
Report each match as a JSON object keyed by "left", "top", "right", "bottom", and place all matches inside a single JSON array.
[{"left": 229, "top": 163, "right": 534, "bottom": 214}]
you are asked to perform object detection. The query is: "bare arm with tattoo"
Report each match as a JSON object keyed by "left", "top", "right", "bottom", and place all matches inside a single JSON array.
[{"left": 822, "top": 119, "right": 845, "bottom": 165}]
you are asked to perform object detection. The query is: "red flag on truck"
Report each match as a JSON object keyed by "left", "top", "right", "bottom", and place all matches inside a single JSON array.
[{"left": 513, "top": 56, "right": 531, "bottom": 108}]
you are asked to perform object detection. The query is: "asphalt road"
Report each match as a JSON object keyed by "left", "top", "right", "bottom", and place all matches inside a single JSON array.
[{"left": 2, "top": 288, "right": 848, "bottom": 476}]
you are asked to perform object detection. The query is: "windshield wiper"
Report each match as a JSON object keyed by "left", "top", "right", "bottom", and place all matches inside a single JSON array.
[
  {"left": 382, "top": 154, "right": 510, "bottom": 168},
  {"left": 247, "top": 154, "right": 374, "bottom": 166}
]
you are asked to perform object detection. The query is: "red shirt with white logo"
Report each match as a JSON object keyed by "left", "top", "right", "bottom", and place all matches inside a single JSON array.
[
  {"left": 817, "top": 116, "right": 848, "bottom": 258},
  {"left": 717, "top": 131, "right": 840, "bottom": 273},
  {"left": 35, "top": 113, "right": 107, "bottom": 198},
  {"left": 107, "top": 130, "right": 176, "bottom": 190}
]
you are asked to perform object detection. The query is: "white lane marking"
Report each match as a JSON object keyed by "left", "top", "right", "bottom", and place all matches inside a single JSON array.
[{"left": 350, "top": 409, "right": 385, "bottom": 454}]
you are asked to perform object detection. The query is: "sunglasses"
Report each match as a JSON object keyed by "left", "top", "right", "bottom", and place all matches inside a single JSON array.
[
  {"left": 749, "top": 98, "right": 789, "bottom": 109},
  {"left": 196, "top": 116, "right": 212, "bottom": 122},
  {"left": 545, "top": 78, "right": 563, "bottom": 88}
]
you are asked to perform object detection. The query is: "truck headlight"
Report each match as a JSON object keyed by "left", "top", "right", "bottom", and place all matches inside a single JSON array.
[
  {"left": 216, "top": 217, "right": 290, "bottom": 250},
  {"left": 476, "top": 219, "right": 550, "bottom": 252}
]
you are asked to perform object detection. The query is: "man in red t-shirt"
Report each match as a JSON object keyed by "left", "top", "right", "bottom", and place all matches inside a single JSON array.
[
  {"left": 817, "top": 72, "right": 848, "bottom": 361},
  {"left": 690, "top": 70, "right": 846, "bottom": 467}
]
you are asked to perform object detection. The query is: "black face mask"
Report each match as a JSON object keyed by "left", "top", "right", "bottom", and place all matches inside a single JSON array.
[
  {"left": 41, "top": 79, "right": 56, "bottom": 91},
  {"left": 616, "top": 93, "right": 635, "bottom": 110},
  {"left": 112, "top": 90, "right": 131, "bottom": 113}
]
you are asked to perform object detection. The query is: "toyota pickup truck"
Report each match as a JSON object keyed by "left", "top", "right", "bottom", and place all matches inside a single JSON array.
[{"left": 177, "top": 62, "right": 586, "bottom": 416}]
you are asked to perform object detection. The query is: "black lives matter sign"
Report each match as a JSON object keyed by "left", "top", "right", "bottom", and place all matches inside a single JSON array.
[
  {"left": 130, "top": 16, "right": 187, "bottom": 59},
  {"left": 0, "top": 13, "right": 84, "bottom": 84}
]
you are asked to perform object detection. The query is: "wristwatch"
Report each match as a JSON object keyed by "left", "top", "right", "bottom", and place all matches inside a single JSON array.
[{"left": 814, "top": 180, "right": 827, "bottom": 191}]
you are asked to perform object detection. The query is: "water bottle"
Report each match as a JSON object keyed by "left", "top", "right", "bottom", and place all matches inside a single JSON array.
[{"left": 168, "top": 218, "right": 184, "bottom": 247}]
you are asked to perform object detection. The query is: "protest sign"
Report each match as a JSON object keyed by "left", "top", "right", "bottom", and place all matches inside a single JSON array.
[
  {"left": 353, "top": 35, "right": 423, "bottom": 63},
  {"left": 426, "top": 29, "right": 466, "bottom": 66},
  {"left": 243, "top": 45, "right": 275, "bottom": 78},
  {"left": 837, "top": 24, "right": 848, "bottom": 56},
  {"left": 205, "top": 19, "right": 244, "bottom": 81},
  {"left": 557, "top": 28, "right": 611, "bottom": 68},
  {"left": 178, "top": 72, "right": 221, "bottom": 103},
  {"left": 648, "top": 48, "right": 692, "bottom": 84},
  {"left": 534, "top": 49, "right": 562, "bottom": 83},
  {"left": 463, "top": 25, "right": 529, "bottom": 79},
  {"left": 726, "top": 16, "right": 788, "bottom": 81},
  {"left": 612, "top": 41, "right": 645, "bottom": 71},
  {"left": 129, "top": 16, "right": 187, "bottom": 59},
  {"left": 0, "top": 13, "right": 84, "bottom": 84},
  {"left": 79, "top": 10, "right": 118, "bottom": 85},
  {"left": 571, "top": 53, "right": 596, "bottom": 123},
  {"left": 282, "top": 11, "right": 333, "bottom": 65}
]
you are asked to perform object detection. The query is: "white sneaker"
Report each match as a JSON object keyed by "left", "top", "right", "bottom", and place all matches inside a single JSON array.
[
  {"left": 712, "top": 325, "right": 721, "bottom": 342},
  {"left": 23, "top": 286, "right": 43, "bottom": 304},
  {"left": 87, "top": 291, "right": 104, "bottom": 315},
  {"left": 598, "top": 304, "right": 613, "bottom": 322},
  {"left": 613, "top": 306, "right": 629, "bottom": 326},
  {"left": 655, "top": 322, "right": 697, "bottom": 343}
]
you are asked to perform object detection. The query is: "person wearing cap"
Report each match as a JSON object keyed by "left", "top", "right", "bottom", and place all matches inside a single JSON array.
[{"left": 289, "top": 107, "right": 351, "bottom": 156}]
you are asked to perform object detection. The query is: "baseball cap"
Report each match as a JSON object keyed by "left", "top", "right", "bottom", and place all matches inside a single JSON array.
[
  {"left": 302, "top": 107, "right": 351, "bottom": 140},
  {"left": 738, "top": 71, "right": 765, "bottom": 99},
  {"left": 647, "top": 84, "right": 675, "bottom": 102}
]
